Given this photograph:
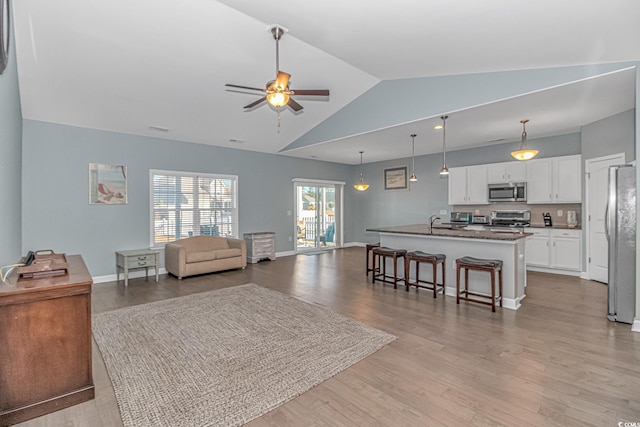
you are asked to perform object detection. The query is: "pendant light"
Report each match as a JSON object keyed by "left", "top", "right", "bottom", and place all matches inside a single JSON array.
[
  {"left": 354, "top": 150, "right": 370, "bottom": 192},
  {"left": 409, "top": 134, "right": 418, "bottom": 182},
  {"left": 439, "top": 115, "right": 449, "bottom": 176},
  {"left": 511, "top": 119, "right": 539, "bottom": 161}
]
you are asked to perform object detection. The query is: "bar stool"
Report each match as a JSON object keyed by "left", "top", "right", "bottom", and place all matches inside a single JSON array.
[
  {"left": 371, "top": 247, "right": 407, "bottom": 289},
  {"left": 456, "top": 256, "right": 503, "bottom": 312},
  {"left": 365, "top": 242, "right": 381, "bottom": 278},
  {"left": 404, "top": 251, "right": 446, "bottom": 298}
]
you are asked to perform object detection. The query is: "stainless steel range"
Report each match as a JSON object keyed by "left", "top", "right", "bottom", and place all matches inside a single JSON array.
[{"left": 490, "top": 210, "right": 531, "bottom": 228}]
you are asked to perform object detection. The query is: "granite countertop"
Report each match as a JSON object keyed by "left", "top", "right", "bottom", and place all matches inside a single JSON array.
[{"left": 366, "top": 224, "right": 531, "bottom": 241}]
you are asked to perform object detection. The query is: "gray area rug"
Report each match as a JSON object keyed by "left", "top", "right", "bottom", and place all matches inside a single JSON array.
[{"left": 92, "top": 283, "right": 396, "bottom": 427}]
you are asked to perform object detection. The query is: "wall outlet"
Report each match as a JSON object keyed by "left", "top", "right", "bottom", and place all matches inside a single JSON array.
[
  {"left": 440, "top": 209, "right": 447, "bottom": 215},
  {"left": 557, "top": 210, "right": 563, "bottom": 217},
  {"left": 475, "top": 209, "right": 480, "bottom": 215},
  {"left": 288, "top": 235, "right": 292, "bottom": 242},
  {"left": 287, "top": 211, "right": 292, "bottom": 216}
]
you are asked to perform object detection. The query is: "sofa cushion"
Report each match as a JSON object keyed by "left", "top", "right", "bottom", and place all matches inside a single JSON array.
[
  {"left": 215, "top": 248, "right": 242, "bottom": 260},
  {"left": 186, "top": 251, "right": 217, "bottom": 263},
  {"left": 207, "top": 238, "right": 231, "bottom": 251}
]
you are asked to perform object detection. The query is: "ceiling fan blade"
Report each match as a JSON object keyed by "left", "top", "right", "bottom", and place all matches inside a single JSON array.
[
  {"left": 225, "top": 84, "right": 266, "bottom": 92},
  {"left": 290, "top": 89, "right": 330, "bottom": 96},
  {"left": 287, "top": 98, "right": 304, "bottom": 112},
  {"left": 244, "top": 97, "right": 267, "bottom": 109},
  {"left": 275, "top": 71, "right": 291, "bottom": 90}
]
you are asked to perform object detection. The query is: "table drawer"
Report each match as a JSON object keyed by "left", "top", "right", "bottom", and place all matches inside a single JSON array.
[{"left": 127, "top": 256, "right": 156, "bottom": 268}]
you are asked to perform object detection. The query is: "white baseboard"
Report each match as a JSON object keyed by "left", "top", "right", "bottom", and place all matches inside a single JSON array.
[
  {"left": 275, "top": 250, "right": 296, "bottom": 258},
  {"left": 444, "top": 286, "right": 520, "bottom": 310},
  {"left": 527, "top": 266, "right": 582, "bottom": 277},
  {"left": 93, "top": 268, "right": 168, "bottom": 284},
  {"left": 343, "top": 242, "right": 366, "bottom": 248},
  {"left": 580, "top": 272, "right": 590, "bottom": 280},
  {"left": 632, "top": 319, "right": 640, "bottom": 333}
]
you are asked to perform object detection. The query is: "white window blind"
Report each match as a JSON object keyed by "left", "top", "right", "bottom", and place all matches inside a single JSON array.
[{"left": 151, "top": 170, "right": 238, "bottom": 246}]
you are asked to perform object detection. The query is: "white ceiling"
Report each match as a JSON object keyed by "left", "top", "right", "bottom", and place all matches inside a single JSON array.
[{"left": 11, "top": 0, "right": 640, "bottom": 164}]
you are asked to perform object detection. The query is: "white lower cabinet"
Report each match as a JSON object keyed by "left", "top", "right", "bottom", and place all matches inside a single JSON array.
[{"left": 526, "top": 228, "right": 581, "bottom": 272}]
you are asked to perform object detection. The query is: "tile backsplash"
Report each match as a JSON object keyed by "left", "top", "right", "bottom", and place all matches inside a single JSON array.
[{"left": 452, "top": 203, "right": 581, "bottom": 228}]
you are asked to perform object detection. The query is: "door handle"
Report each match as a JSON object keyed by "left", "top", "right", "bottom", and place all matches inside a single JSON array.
[{"left": 604, "top": 203, "right": 609, "bottom": 241}]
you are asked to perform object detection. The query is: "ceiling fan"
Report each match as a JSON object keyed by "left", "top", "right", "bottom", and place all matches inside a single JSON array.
[{"left": 225, "top": 25, "right": 330, "bottom": 112}]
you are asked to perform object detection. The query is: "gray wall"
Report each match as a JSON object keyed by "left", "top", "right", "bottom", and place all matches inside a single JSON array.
[
  {"left": 581, "top": 109, "right": 636, "bottom": 162},
  {"left": 0, "top": 9, "right": 23, "bottom": 267},
  {"left": 21, "top": 120, "right": 355, "bottom": 276},
  {"left": 355, "top": 132, "right": 583, "bottom": 243},
  {"left": 286, "top": 62, "right": 639, "bottom": 151}
]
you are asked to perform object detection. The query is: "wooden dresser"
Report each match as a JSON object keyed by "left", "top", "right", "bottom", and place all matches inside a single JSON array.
[{"left": 0, "top": 255, "right": 94, "bottom": 425}]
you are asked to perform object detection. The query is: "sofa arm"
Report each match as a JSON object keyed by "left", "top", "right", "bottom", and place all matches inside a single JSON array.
[
  {"left": 227, "top": 238, "right": 247, "bottom": 268},
  {"left": 165, "top": 242, "right": 186, "bottom": 278}
]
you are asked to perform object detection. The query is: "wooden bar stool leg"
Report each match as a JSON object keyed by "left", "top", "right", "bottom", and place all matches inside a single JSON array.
[
  {"left": 366, "top": 248, "right": 370, "bottom": 276},
  {"left": 415, "top": 261, "right": 420, "bottom": 293},
  {"left": 373, "top": 253, "right": 378, "bottom": 284},
  {"left": 499, "top": 268, "right": 503, "bottom": 307},
  {"left": 490, "top": 270, "right": 496, "bottom": 312},
  {"left": 456, "top": 263, "right": 461, "bottom": 304},
  {"left": 465, "top": 267, "right": 469, "bottom": 296},
  {"left": 404, "top": 257, "right": 410, "bottom": 292},
  {"left": 442, "top": 261, "right": 446, "bottom": 294},
  {"left": 432, "top": 261, "right": 437, "bottom": 298},
  {"left": 392, "top": 254, "right": 398, "bottom": 289}
]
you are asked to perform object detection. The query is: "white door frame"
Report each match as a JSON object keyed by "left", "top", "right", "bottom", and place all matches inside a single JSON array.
[
  {"left": 584, "top": 153, "right": 625, "bottom": 281},
  {"left": 292, "top": 178, "right": 344, "bottom": 252}
]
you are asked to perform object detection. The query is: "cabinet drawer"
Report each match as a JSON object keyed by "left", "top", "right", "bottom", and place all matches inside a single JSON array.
[
  {"left": 550, "top": 229, "right": 581, "bottom": 238},
  {"left": 527, "top": 228, "right": 551, "bottom": 236}
]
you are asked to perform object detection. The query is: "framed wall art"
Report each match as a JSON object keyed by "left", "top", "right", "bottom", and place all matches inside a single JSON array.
[
  {"left": 89, "top": 163, "right": 128, "bottom": 204},
  {"left": 384, "top": 166, "right": 408, "bottom": 190}
]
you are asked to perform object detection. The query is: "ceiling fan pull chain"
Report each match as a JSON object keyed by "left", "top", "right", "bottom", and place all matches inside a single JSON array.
[{"left": 277, "top": 107, "right": 282, "bottom": 132}]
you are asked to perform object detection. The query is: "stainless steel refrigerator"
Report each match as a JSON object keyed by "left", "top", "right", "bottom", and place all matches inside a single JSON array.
[{"left": 606, "top": 164, "right": 636, "bottom": 324}]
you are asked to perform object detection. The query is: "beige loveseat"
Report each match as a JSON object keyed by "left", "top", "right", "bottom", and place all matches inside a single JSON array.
[{"left": 165, "top": 236, "right": 247, "bottom": 279}]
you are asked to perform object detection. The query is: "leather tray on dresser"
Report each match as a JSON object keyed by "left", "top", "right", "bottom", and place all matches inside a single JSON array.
[{"left": 0, "top": 255, "right": 94, "bottom": 426}]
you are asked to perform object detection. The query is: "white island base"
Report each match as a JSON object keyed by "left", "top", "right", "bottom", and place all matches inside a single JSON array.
[{"left": 377, "top": 231, "right": 527, "bottom": 310}]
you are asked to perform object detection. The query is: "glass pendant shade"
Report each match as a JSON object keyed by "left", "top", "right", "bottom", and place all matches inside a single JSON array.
[
  {"left": 354, "top": 151, "right": 369, "bottom": 192},
  {"left": 511, "top": 119, "right": 539, "bottom": 161},
  {"left": 439, "top": 115, "right": 449, "bottom": 176},
  {"left": 409, "top": 134, "right": 418, "bottom": 182}
]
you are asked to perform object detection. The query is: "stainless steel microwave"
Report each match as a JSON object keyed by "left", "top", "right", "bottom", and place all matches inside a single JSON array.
[{"left": 488, "top": 183, "right": 527, "bottom": 202}]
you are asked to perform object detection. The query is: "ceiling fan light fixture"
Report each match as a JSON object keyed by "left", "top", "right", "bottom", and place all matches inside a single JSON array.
[
  {"left": 511, "top": 119, "right": 539, "bottom": 161},
  {"left": 266, "top": 92, "right": 289, "bottom": 107},
  {"left": 354, "top": 150, "right": 370, "bottom": 192}
]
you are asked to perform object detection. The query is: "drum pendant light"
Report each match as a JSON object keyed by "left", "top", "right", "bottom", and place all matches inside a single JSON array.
[
  {"left": 354, "top": 150, "right": 370, "bottom": 192},
  {"left": 511, "top": 119, "right": 539, "bottom": 161}
]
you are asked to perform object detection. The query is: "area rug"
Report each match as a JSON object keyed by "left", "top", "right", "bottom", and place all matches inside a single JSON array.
[{"left": 92, "top": 283, "right": 396, "bottom": 427}]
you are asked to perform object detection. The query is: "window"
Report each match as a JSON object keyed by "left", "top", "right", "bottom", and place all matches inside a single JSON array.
[{"left": 151, "top": 170, "right": 238, "bottom": 246}]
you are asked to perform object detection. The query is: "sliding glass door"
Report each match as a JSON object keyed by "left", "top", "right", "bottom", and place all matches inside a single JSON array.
[{"left": 295, "top": 182, "right": 340, "bottom": 251}]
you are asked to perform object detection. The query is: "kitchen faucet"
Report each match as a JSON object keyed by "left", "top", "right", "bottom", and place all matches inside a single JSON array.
[{"left": 429, "top": 215, "right": 440, "bottom": 234}]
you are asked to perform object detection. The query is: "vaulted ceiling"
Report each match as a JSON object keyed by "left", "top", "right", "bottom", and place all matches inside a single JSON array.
[{"left": 12, "top": 0, "right": 640, "bottom": 164}]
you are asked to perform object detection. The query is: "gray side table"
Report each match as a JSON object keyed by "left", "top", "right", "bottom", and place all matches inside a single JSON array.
[{"left": 115, "top": 249, "right": 159, "bottom": 287}]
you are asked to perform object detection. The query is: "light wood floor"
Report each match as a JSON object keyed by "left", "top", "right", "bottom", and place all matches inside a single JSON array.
[{"left": 15, "top": 247, "right": 640, "bottom": 427}]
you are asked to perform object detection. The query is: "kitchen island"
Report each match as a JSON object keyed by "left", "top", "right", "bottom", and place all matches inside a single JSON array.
[{"left": 366, "top": 224, "right": 531, "bottom": 310}]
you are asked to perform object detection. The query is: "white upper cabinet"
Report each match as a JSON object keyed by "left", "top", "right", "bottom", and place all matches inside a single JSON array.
[
  {"left": 526, "top": 155, "right": 582, "bottom": 203},
  {"left": 554, "top": 155, "right": 582, "bottom": 202},
  {"left": 487, "top": 162, "right": 526, "bottom": 184},
  {"left": 448, "top": 165, "right": 488, "bottom": 205}
]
